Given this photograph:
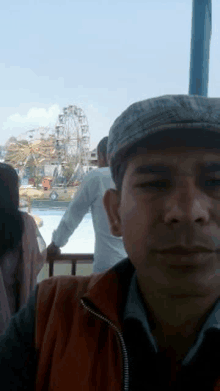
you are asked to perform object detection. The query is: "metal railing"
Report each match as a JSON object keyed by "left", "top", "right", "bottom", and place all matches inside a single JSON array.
[{"left": 47, "top": 253, "right": 93, "bottom": 277}]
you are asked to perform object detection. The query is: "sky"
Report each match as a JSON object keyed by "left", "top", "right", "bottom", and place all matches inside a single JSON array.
[{"left": 0, "top": 0, "right": 220, "bottom": 150}]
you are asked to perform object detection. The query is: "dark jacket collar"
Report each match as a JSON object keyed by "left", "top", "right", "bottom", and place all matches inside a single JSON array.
[{"left": 82, "top": 258, "right": 135, "bottom": 328}]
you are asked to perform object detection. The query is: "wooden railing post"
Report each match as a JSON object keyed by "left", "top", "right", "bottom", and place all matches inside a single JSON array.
[
  {"left": 71, "top": 261, "right": 76, "bottom": 276},
  {"left": 49, "top": 260, "right": 54, "bottom": 277},
  {"left": 46, "top": 254, "right": 93, "bottom": 278}
]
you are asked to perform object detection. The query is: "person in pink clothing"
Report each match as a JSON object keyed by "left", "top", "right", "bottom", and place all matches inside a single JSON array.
[{"left": 0, "top": 163, "right": 46, "bottom": 334}]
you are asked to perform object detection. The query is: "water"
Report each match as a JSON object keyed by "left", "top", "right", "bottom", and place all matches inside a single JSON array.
[
  {"left": 35, "top": 208, "right": 95, "bottom": 252},
  {"left": 29, "top": 207, "right": 95, "bottom": 282}
]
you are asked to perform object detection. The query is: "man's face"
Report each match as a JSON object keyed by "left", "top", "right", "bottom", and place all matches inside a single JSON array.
[{"left": 117, "top": 147, "right": 220, "bottom": 298}]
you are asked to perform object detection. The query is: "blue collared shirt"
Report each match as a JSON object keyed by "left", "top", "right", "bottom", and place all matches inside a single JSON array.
[{"left": 124, "top": 272, "right": 220, "bottom": 365}]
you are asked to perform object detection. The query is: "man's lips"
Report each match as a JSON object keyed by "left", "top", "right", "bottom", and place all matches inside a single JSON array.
[
  {"left": 156, "top": 246, "right": 214, "bottom": 255},
  {"left": 154, "top": 246, "right": 216, "bottom": 269}
]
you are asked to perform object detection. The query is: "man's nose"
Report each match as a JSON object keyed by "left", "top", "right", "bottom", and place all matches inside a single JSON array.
[{"left": 164, "top": 177, "right": 210, "bottom": 225}]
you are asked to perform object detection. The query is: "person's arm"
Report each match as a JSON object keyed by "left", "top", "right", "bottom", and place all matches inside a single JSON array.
[
  {"left": 0, "top": 286, "right": 38, "bottom": 390},
  {"left": 51, "top": 171, "right": 99, "bottom": 248}
]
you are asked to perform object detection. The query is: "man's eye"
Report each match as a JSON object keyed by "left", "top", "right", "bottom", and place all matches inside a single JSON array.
[{"left": 137, "top": 180, "right": 171, "bottom": 190}]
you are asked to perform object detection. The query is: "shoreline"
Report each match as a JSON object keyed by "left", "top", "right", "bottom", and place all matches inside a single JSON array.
[{"left": 31, "top": 199, "right": 70, "bottom": 209}]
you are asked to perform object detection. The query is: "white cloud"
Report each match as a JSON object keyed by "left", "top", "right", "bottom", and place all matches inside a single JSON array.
[{"left": 3, "top": 104, "right": 60, "bottom": 129}]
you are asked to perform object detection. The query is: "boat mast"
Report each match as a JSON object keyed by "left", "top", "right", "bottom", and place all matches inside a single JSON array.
[{"left": 189, "top": 0, "right": 212, "bottom": 97}]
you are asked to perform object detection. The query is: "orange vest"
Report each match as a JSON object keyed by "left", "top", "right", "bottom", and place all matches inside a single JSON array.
[{"left": 35, "top": 266, "right": 220, "bottom": 391}]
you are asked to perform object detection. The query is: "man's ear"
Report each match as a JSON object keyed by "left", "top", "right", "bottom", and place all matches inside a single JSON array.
[{"left": 103, "top": 189, "right": 122, "bottom": 237}]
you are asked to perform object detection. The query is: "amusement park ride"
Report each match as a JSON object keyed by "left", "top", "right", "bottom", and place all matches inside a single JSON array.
[
  {"left": 5, "top": 0, "right": 212, "bottom": 227},
  {"left": 6, "top": 104, "right": 91, "bottom": 189}
]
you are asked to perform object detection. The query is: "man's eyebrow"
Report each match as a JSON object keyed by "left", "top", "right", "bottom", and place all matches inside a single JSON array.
[
  {"left": 203, "top": 163, "right": 220, "bottom": 172},
  {"left": 132, "top": 165, "right": 169, "bottom": 175}
]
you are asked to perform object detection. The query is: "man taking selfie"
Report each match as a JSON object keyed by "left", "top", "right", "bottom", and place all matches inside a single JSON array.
[{"left": 1, "top": 94, "right": 220, "bottom": 390}]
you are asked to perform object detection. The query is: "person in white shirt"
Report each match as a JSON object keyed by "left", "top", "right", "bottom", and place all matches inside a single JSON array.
[{"left": 47, "top": 137, "right": 127, "bottom": 273}]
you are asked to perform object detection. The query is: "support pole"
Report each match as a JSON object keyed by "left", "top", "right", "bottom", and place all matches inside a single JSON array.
[{"left": 189, "top": 0, "right": 212, "bottom": 97}]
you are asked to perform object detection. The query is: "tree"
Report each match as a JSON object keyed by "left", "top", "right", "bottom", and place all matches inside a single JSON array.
[{"left": 62, "top": 162, "right": 77, "bottom": 184}]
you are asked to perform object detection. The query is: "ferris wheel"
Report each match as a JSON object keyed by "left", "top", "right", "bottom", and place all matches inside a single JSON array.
[
  {"left": 55, "top": 105, "right": 90, "bottom": 168},
  {"left": 5, "top": 105, "right": 90, "bottom": 183}
]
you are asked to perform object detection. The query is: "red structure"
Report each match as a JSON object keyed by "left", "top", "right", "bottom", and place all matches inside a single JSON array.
[{"left": 42, "top": 177, "right": 53, "bottom": 191}]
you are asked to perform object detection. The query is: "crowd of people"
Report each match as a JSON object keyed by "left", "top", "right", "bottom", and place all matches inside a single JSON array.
[{"left": 2, "top": 94, "right": 220, "bottom": 389}]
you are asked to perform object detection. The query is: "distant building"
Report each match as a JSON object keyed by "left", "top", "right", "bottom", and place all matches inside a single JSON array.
[
  {"left": 42, "top": 177, "right": 53, "bottom": 190},
  {"left": 89, "top": 148, "right": 98, "bottom": 166}
]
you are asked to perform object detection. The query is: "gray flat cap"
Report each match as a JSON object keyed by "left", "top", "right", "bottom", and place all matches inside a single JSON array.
[{"left": 108, "top": 94, "right": 220, "bottom": 173}]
